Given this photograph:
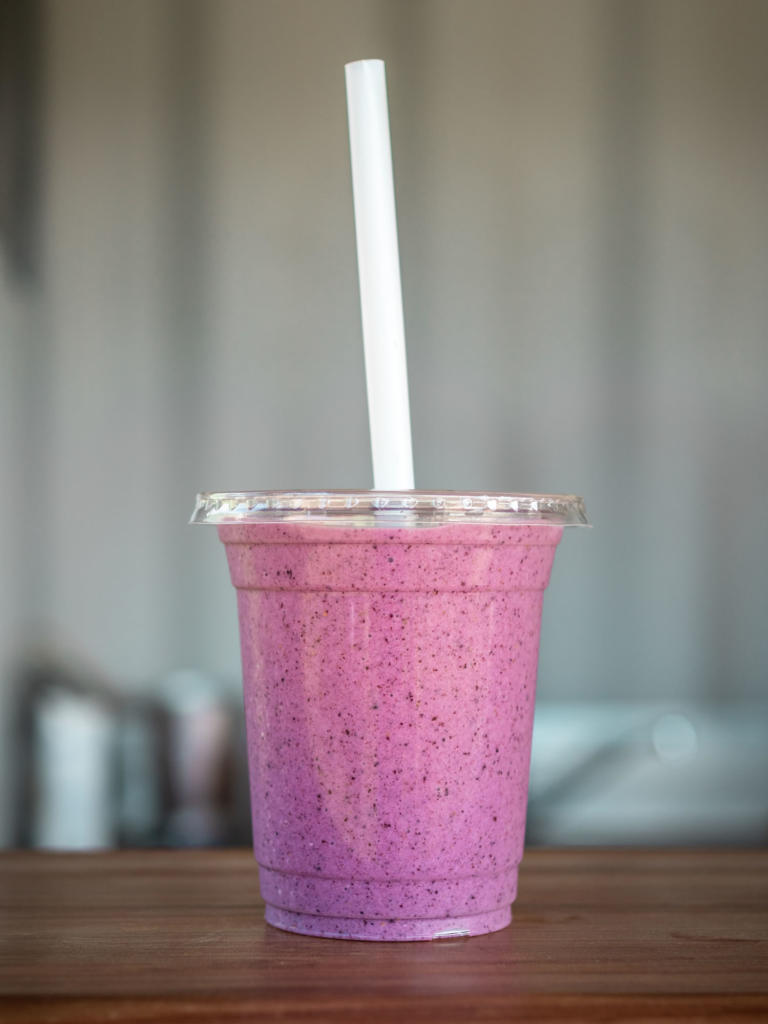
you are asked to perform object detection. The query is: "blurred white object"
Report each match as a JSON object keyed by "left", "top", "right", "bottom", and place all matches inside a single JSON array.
[{"left": 33, "top": 692, "right": 115, "bottom": 849}]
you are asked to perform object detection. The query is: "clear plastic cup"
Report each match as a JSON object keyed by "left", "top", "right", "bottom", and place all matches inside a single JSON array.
[{"left": 192, "top": 490, "right": 588, "bottom": 940}]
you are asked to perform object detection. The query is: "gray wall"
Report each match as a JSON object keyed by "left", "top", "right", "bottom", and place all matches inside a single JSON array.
[{"left": 2, "top": 0, "right": 767, "bottom": 842}]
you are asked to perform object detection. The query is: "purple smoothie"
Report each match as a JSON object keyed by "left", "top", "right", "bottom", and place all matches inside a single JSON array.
[{"left": 219, "top": 520, "right": 562, "bottom": 941}]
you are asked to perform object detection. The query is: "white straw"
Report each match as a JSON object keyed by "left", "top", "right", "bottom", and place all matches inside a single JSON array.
[{"left": 345, "top": 59, "right": 415, "bottom": 491}]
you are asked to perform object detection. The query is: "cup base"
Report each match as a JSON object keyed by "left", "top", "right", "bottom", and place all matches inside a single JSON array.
[{"left": 264, "top": 903, "right": 512, "bottom": 941}]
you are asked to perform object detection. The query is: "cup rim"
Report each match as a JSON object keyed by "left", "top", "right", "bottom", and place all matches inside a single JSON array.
[{"left": 190, "top": 490, "right": 590, "bottom": 527}]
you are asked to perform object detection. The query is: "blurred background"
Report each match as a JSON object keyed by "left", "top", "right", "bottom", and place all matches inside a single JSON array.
[{"left": 1, "top": 0, "right": 766, "bottom": 849}]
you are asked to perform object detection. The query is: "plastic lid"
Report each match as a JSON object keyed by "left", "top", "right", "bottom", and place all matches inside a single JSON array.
[{"left": 190, "top": 491, "right": 589, "bottom": 527}]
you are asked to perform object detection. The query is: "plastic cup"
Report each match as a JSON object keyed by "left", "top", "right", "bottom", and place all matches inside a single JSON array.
[{"left": 192, "top": 490, "right": 588, "bottom": 940}]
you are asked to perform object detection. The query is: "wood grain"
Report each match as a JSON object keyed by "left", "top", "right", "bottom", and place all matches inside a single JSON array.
[{"left": 1, "top": 849, "right": 766, "bottom": 1022}]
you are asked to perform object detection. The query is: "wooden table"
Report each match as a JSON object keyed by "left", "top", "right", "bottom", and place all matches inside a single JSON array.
[{"left": 1, "top": 849, "right": 766, "bottom": 1022}]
